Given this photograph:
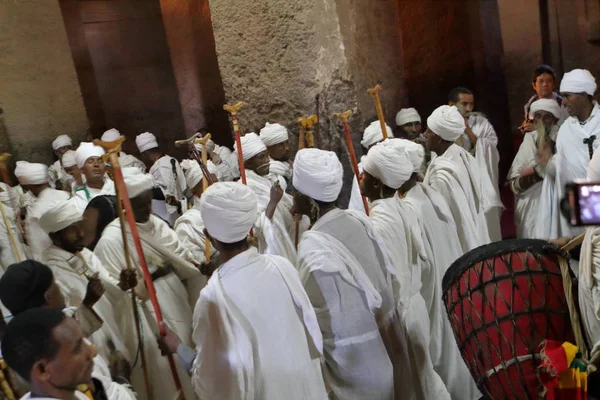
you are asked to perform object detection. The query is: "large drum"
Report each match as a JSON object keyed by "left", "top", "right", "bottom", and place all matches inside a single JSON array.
[{"left": 442, "top": 239, "right": 577, "bottom": 399}]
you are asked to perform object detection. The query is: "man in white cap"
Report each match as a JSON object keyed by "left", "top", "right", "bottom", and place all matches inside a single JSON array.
[
  {"left": 348, "top": 120, "right": 394, "bottom": 214},
  {"left": 101, "top": 128, "right": 146, "bottom": 173},
  {"left": 424, "top": 105, "right": 499, "bottom": 252},
  {"left": 394, "top": 139, "right": 481, "bottom": 399},
  {"left": 94, "top": 168, "right": 199, "bottom": 400},
  {"left": 48, "top": 134, "right": 74, "bottom": 189},
  {"left": 395, "top": 107, "right": 423, "bottom": 141},
  {"left": 158, "top": 182, "right": 328, "bottom": 400},
  {"left": 135, "top": 132, "right": 186, "bottom": 225},
  {"left": 449, "top": 87, "right": 503, "bottom": 241},
  {"left": 293, "top": 148, "right": 401, "bottom": 399},
  {"left": 74, "top": 142, "right": 116, "bottom": 203},
  {"left": 58, "top": 149, "right": 85, "bottom": 193},
  {"left": 359, "top": 140, "right": 451, "bottom": 400},
  {"left": 508, "top": 99, "right": 561, "bottom": 238},
  {"left": 39, "top": 198, "right": 136, "bottom": 366},
  {"left": 259, "top": 122, "right": 292, "bottom": 189}
]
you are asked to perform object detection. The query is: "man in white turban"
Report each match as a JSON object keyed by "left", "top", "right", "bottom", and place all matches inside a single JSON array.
[
  {"left": 237, "top": 132, "right": 297, "bottom": 262},
  {"left": 158, "top": 182, "right": 328, "bottom": 400},
  {"left": 196, "top": 137, "right": 238, "bottom": 182},
  {"left": 74, "top": 142, "right": 115, "bottom": 203},
  {"left": 294, "top": 148, "right": 403, "bottom": 399},
  {"left": 424, "top": 105, "right": 498, "bottom": 252},
  {"left": 508, "top": 99, "right": 561, "bottom": 238},
  {"left": 395, "top": 107, "right": 423, "bottom": 141},
  {"left": 94, "top": 167, "right": 199, "bottom": 400},
  {"left": 360, "top": 140, "right": 451, "bottom": 400},
  {"left": 135, "top": 132, "right": 186, "bottom": 225},
  {"left": 349, "top": 120, "right": 394, "bottom": 214},
  {"left": 449, "top": 87, "right": 503, "bottom": 241},
  {"left": 394, "top": 138, "right": 481, "bottom": 399},
  {"left": 259, "top": 122, "right": 292, "bottom": 188},
  {"left": 48, "top": 134, "right": 74, "bottom": 189},
  {"left": 101, "top": 128, "right": 146, "bottom": 173},
  {"left": 539, "top": 69, "right": 600, "bottom": 239}
]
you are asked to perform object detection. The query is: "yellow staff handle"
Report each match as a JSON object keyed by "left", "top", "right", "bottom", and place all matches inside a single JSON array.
[
  {"left": 298, "top": 115, "right": 318, "bottom": 148},
  {"left": 367, "top": 84, "right": 388, "bottom": 140}
]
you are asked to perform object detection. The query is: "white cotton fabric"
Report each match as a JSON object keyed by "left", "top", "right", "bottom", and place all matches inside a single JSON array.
[
  {"left": 191, "top": 247, "right": 327, "bottom": 400},
  {"left": 259, "top": 122, "right": 289, "bottom": 146},
  {"left": 529, "top": 99, "right": 562, "bottom": 120},
  {"left": 181, "top": 159, "right": 218, "bottom": 190},
  {"left": 589, "top": 149, "right": 600, "bottom": 181},
  {"left": 149, "top": 155, "right": 186, "bottom": 225},
  {"left": 101, "top": 128, "right": 122, "bottom": 142},
  {"left": 38, "top": 199, "right": 82, "bottom": 234},
  {"left": 135, "top": 132, "right": 159, "bottom": 153},
  {"left": 396, "top": 108, "right": 421, "bottom": 127},
  {"left": 75, "top": 142, "right": 105, "bottom": 169},
  {"left": 52, "top": 135, "right": 72, "bottom": 150},
  {"left": 200, "top": 182, "right": 257, "bottom": 243},
  {"left": 348, "top": 159, "right": 369, "bottom": 214},
  {"left": 15, "top": 161, "right": 49, "bottom": 185},
  {"left": 427, "top": 105, "right": 465, "bottom": 142},
  {"left": 560, "top": 69, "right": 597, "bottom": 96},
  {"left": 361, "top": 120, "right": 394, "bottom": 148},
  {"left": 175, "top": 201, "right": 216, "bottom": 265},
  {"left": 293, "top": 148, "right": 343, "bottom": 202},
  {"left": 61, "top": 150, "right": 77, "bottom": 168},
  {"left": 123, "top": 167, "right": 153, "bottom": 198},
  {"left": 363, "top": 139, "right": 414, "bottom": 189},
  {"left": 579, "top": 227, "right": 600, "bottom": 347},
  {"left": 240, "top": 132, "right": 267, "bottom": 161},
  {"left": 389, "top": 138, "right": 425, "bottom": 174},
  {"left": 0, "top": 182, "right": 29, "bottom": 270}
]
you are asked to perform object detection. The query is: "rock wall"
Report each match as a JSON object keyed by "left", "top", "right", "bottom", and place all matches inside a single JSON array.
[{"left": 0, "top": 0, "right": 88, "bottom": 164}]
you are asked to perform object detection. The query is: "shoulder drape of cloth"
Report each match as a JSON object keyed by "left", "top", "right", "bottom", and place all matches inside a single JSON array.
[
  {"left": 348, "top": 158, "right": 369, "bottom": 214},
  {"left": 174, "top": 206, "right": 215, "bottom": 262},
  {"left": 149, "top": 155, "right": 187, "bottom": 225},
  {"left": 269, "top": 158, "right": 292, "bottom": 180},
  {"left": 119, "top": 152, "right": 146, "bottom": 173},
  {"left": 578, "top": 226, "right": 600, "bottom": 346},
  {"left": 0, "top": 183, "right": 30, "bottom": 271},
  {"left": 191, "top": 248, "right": 326, "bottom": 400}
]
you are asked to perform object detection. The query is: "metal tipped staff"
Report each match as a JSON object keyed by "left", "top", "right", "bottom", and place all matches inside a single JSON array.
[
  {"left": 95, "top": 137, "right": 185, "bottom": 400},
  {"left": 368, "top": 84, "right": 389, "bottom": 140},
  {"left": 223, "top": 102, "right": 247, "bottom": 184}
]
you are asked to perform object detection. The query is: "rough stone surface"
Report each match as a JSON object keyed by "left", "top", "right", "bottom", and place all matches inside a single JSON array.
[{"left": 0, "top": 0, "right": 88, "bottom": 164}]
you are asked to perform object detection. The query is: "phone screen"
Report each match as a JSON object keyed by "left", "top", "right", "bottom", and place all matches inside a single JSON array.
[{"left": 568, "top": 182, "right": 600, "bottom": 226}]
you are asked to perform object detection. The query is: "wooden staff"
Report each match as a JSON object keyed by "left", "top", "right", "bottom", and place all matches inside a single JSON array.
[
  {"left": 335, "top": 110, "right": 370, "bottom": 215},
  {"left": 224, "top": 102, "right": 247, "bottom": 184},
  {"left": 197, "top": 134, "right": 213, "bottom": 261},
  {"left": 297, "top": 118, "right": 306, "bottom": 151},
  {"left": 0, "top": 154, "right": 23, "bottom": 263},
  {"left": 95, "top": 137, "right": 185, "bottom": 400},
  {"left": 315, "top": 94, "right": 321, "bottom": 148},
  {"left": 368, "top": 84, "right": 388, "bottom": 140},
  {"left": 298, "top": 115, "right": 318, "bottom": 148}
]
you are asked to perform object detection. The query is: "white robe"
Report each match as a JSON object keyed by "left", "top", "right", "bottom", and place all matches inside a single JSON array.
[
  {"left": 577, "top": 226, "right": 600, "bottom": 347},
  {"left": 369, "top": 198, "right": 450, "bottom": 400},
  {"left": 348, "top": 158, "right": 369, "bottom": 214},
  {"left": 213, "top": 144, "right": 238, "bottom": 182},
  {"left": 149, "top": 155, "right": 187, "bottom": 225},
  {"left": 74, "top": 177, "right": 116, "bottom": 204},
  {"left": 298, "top": 208, "right": 408, "bottom": 400},
  {"left": 0, "top": 183, "right": 29, "bottom": 272},
  {"left": 402, "top": 183, "right": 481, "bottom": 400},
  {"left": 269, "top": 158, "right": 292, "bottom": 190},
  {"left": 425, "top": 144, "right": 493, "bottom": 252},
  {"left": 119, "top": 151, "right": 146, "bottom": 173},
  {"left": 48, "top": 159, "right": 68, "bottom": 189},
  {"left": 94, "top": 215, "right": 200, "bottom": 400},
  {"left": 191, "top": 247, "right": 327, "bottom": 399}
]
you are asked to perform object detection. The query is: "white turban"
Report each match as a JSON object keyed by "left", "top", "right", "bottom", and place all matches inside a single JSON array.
[
  {"left": 123, "top": 167, "right": 154, "bottom": 198},
  {"left": 14, "top": 161, "right": 49, "bottom": 185},
  {"left": 61, "top": 150, "right": 77, "bottom": 168},
  {"left": 180, "top": 159, "right": 218, "bottom": 189},
  {"left": 194, "top": 138, "right": 216, "bottom": 155},
  {"left": 387, "top": 138, "right": 425, "bottom": 174},
  {"left": 39, "top": 199, "right": 83, "bottom": 234},
  {"left": 200, "top": 182, "right": 258, "bottom": 243},
  {"left": 136, "top": 132, "right": 159, "bottom": 153},
  {"left": 240, "top": 133, "right": 267, "bottom": 161},
  {"left": 395, "top": 108, "right": 421, "bottom": 127},
  {"left": 363, "top": 140, "right": 413, "bottom": 189},
  {"left": 529, "top": 99, "right": 562, "bottom": 120},
  {"left": 361, "top": 121, "right": 394, "bottom": 148},
  {"left": 76, "top": 142, "right": 105, "bottom": 169},
  {"left": 259, "top": 123, "right": 289, "bottom": 146},
  {"left": 293, "top": 148, "right": 343, "bottom": 202},
  {"left": 560, "top": 69, "right": 597, "bottom": 96},
  {"left": 101, "top": 128, "right": 122, "bottom": 142},
  {"left": 588, "top": 150, "right": 600, "bottom": 181},
  {"left": 427, "top": 105, "right": 465, "bottom": 142},
  {"left": 52, "top": 135, "right": 72, "bottom": 151}
]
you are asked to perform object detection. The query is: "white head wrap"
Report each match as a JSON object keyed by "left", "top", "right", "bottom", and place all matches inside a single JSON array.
[
  {"left": 39, "top": 199, "right": 83, "bottom": 234},
  {"left": 293, "top": 148, "right": 343, "bottom": 202},
  {"left": 180, "top": 159, "right": 218, "bottom": 189},
  {"left": 200, "top": 182, "right": 258, "bottom": 243},
  {"left": 427, "top": 105, "right": 465, "bottom": 142},
  {"left": 14, "top": 161, "right": 49, "bottom": 185},
  {"left": 76, "top": 142, "right": 105, "bottom": 169},
  {"left": 101, "top": 128, "right": 122, "bottom": 142},
  {"left": 529, "top": 98, "right": 562, "bottom": 120},
  {"left": 395, "top": 108, "right": 421, "bottom": 127},
  {"left": 588, "top": 150, "right": 600, "bottom": 181},
  {"left": 387, "top": 138, "right": 425, "bottom": 174},
  {"left": 363, "top": 140, "right": 413, "bottom": 189},
  {"left": 123, "top": 167, "right": 154, "bottom": 198},
  {"left": 194, "top": 138, "right": 216, "bottom": 155},
  {"left": 61, "top": 150, "right": 77, "bottom": 168},
  {"left": 361, "top": 121, "right": 394, "bottom": 148},
  {"left": 52, "top": 135, "right": 72, "bottom": 151},
  {"left": 259, "top": 123, "right": 289, "bottom": 146},
  {"left": 560, "top": 69, "right": 597, "bottom": 96},
  {"left": 135, "top": 132, "right": 159, "bottom": 153},
  {"left": 240, "top": 133, "right": 267, "bottom": 161}
]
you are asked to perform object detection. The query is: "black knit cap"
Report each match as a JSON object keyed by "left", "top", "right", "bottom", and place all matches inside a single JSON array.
[{"left": 0, "top": 260, "right": 54, "bottom": 316}]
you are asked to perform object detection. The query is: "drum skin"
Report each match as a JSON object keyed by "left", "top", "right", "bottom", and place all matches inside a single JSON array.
[{"left": 442, "top": 239, "right": 575, "bottom": 400}]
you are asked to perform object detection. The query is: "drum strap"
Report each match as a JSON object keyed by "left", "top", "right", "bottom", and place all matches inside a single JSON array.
[{"left": 484, "top": 354, "right": 542, "bottom": 378}]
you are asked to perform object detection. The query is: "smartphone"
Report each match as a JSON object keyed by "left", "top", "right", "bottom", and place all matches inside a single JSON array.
[{"left": 566, "top": 181, "right": 600, "bottom": 226}]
